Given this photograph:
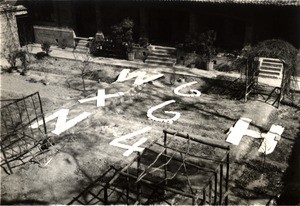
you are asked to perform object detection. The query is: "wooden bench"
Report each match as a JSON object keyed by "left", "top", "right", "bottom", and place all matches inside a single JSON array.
[{"left": 258, "top": 57, "right": 284, "bottom": 79}]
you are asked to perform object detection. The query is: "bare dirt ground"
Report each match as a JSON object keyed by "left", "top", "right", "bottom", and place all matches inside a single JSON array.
[{"left": 1, "top": 56, "right": 300, "bottom": 205}]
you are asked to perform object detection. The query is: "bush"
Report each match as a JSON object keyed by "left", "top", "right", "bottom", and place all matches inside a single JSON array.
[
  {"left": 41, "top": 41, "right": 51, "bottom": 55},
  {"left": 90, "top": 18, "right": 134, "bottom": 58},
  {"left": 234, "top": 39, "right": 298, "bottom": 95},
  {"left": 239, "top": 39, "right": 297, "bottom": 71},
  {"left": 7, "top": 50, "right": 19, "bottom": 68},
  {"left": 176, "top": 30, "right": 216, "bottom": 62},
  {"left": 138, "top": 37, "right": 149, "bottom": 48}
]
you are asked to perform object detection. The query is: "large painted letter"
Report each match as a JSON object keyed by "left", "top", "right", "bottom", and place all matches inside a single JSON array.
[
  {"left": 78, "top": 89, "right": 125, "bottom": 107},
  {"left": 30, "top": 109, "right": 91, "bottom": 135},
  {"left": 226, "top": 117, "right": 261, "bottom": 145},
  {"left": 258, "top": 125, "right": 284, "bottom": 154},
  {"left": 174, "top": 81, "right": 201, "bottom": 97},
  {"left": 115, "top": 69, "right": 164, "bottom": 85},
  {"left": 110, "top": 126, "right": 152, "bottom": 156},
  {"left": 147, "top": 100, "right": 181, "bottom": 124}
]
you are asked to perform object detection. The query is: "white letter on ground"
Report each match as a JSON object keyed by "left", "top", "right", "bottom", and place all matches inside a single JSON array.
[
  {"left": 78, "top": 89, "right": 124, "bottom": 107},
  {"left": 110, "top": 126, "right": 152, "bottom": 156},
  {"left": 174, "top": 81, "right": 201, "bottom": 97},
  {"left": 115, "top": 69, "right": 164, "bottom": 85},
  {"left": 147, "top": 100, "right": 181, "bottom": 124},
  {"left": 30, "top": 109, "right": 91, "bottom": 135}
]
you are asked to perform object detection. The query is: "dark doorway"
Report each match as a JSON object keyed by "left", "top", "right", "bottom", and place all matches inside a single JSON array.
[
  {"left": 74, "top": 1, "right": 96, "bottom": 37},
  {"left": 148, "top": 8, "right": 188, "bottom": 46},
  {"left": 16, "top": 15, "right": 34, "bottom": 46}
]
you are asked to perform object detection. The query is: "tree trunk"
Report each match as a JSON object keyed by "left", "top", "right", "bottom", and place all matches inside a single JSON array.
[{"left": 82, "top": 77, "right": 86, "bottom": 91}]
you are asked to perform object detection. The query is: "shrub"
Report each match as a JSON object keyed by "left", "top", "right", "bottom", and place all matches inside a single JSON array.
[
  {"left": 17, "top": 50, "right": 29, "bottom": 75},
  {"left": 234, "top": 39, "right": 298, "bottom": 95},
  {"left": 41, "top": 41, "right": 51, "bottom": 55},
  {"left": 110, "top": 18, "right": 134, "bottom": 53},
  {"left": 139, "top": 37, "right": 149, "bottom": 48},
  {"left": 59, "top": 39, "right": 67, "bottom": 49},
  {"left": 176, "top": 30, "right": 216, "bottom": 62},
  {"left": 7, "top": 50, "right": 19, "bottom": 68}
]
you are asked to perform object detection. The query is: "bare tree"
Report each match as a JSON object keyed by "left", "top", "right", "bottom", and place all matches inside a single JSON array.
[{"left": 72, "top": 50, "right": 92, "bottom": 92}]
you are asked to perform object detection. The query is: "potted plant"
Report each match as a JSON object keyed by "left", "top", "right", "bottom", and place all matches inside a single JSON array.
[
  {"left": 110, "top": 18, "right": 135, "bottom": 60},
  {"left": 41, "top": 41, "right": 51, "bottom": 56},
  {"left": 201, "top": 30, "right": 216, "bottom": 70},
  {"left": 7, "top": 50, "right": 19, "bottom": 73},
  {"left": 122, "top": 18, "right": 135, "bottom": 61}
]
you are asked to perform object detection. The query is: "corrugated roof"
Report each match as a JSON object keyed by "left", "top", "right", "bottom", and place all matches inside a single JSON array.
[{"left": 132, "top": 0, "right": 300, "bottom": 6}]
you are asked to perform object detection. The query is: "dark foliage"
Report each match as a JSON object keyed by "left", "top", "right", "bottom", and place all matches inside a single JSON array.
[
  {"left": 233, "top": 39, "right": 298, "bottom": 95},
  {"left": 176, "top": 30, "right": 216, "bottom": 61},
  {"left": 90, "top": 18, "right": 134, "bottom": 58},
  {"left": 41, "top": 41, "right": 51, "bottom": 55}
]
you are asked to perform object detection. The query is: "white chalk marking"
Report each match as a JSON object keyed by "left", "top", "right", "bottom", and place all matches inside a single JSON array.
[
  {"left": 110, "top": 126, "right": 152, "bottom": 156},
  {"left": 174, "top": 81, "right": 201, "bottom": 97},
  {"left": 258, "top": 125, "right": 284, "bottom": 154},
  {"left": 115, "top": 69, "right": 164, "bottom": 86},
  {"left": 78, "top": 89, "right": 125, "bottom": 107},
  {"left": 226, "top": 117, "right": 252, "bottom": 145},
  {"left": 147, "top": 100, "right": 181, "bottom": 124},
  {"left": 30, "top": 109, "right": 91, "bottom": 135}
]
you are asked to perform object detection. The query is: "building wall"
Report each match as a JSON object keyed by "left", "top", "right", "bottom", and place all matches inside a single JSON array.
[
  {"left": 0, "top": 5, "right": 22, "bottom": 61},
  {"left": 22, "top": 0, "right": 300, "bottom": 50}
]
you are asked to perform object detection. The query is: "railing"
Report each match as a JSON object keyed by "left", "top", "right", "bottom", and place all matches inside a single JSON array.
[{"left": 69, "top": 129, "right": 231, "bottom": 205}]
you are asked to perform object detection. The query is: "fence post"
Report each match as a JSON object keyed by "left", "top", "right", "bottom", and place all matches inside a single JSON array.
[
  {"left": 225, "top": 152, "right": 230, "bottom": 205},
  {"left": 214, "top": 172, "right": 218, "bottom": 205},
  {"left": 219, "top": 164, "right": 223, "bottom": 205},
  {"left": 136, "top": 152, "right": 141, "bottom": 203}
]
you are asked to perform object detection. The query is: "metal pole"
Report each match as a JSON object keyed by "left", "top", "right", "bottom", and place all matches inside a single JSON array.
[
  {"left": 104, "top": 185, "right": 108, "bottom": 204},
  {"left": 225, "top": 153, "right": 230, "bottom": 205},
  {"left": 209, "top": 180, "right": 212, "bottom": 205},
  {"left": 126, "top": 167, "right": 129, "bottom": 205},
  {"left": 37, "top": 92, "right": 48, "bottom": 136},
  {"left": 214, "top": 172, "right": 218, "bottom": 205},
  {"left": 164, "top": 131, "right": 168, "bottom": 187},
  {"left": 219, "top": 164, "right": 223, "bottom": 205},
  {"left": 136, "top": 152, "right": 141, "bottom": 203}
]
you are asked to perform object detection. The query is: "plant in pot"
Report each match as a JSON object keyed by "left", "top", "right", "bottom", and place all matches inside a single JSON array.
[
  {"left": 110, "top": 18, "right": 135, "bottom": 60},
  {"left": 7, "top": 50, "right": 19, "bottom": 73},
  {"left": 122, "top": 18, "right": 135, "bottom": 61},
  {"left": 18, "top": 50, "right": 29, "bottom": 76},
  {"left": 198, "top": 30, "right": 216, "bottom": 70},
  {"left": 41, "top": 41, "right": 51, "bottom": 56}
]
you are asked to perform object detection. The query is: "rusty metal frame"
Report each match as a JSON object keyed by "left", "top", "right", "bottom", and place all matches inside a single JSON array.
[
  {"left": 69, "top": 130, "right": 230, "bottom": 205},
  {"left": 0, "top": 92, "right": 49, "bottom": 174}
]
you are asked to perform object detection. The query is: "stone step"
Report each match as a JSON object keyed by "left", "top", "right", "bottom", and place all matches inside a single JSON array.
[
  {"left": 152, "top": 49, "right": 175, "bottom": 55},
  {"left": 147, "top": 55, "right": 176, "bottom": 62},
  {"left": 260, "top": 65, "right": 282, "bottom": 71},
  {"left": 259, "top": 69, "right": 281, "bottom": 76},
  {"left": 76, "top": 45, "right": 89, "bottom": 50},
  {"left": 77, "top": 41, "right": 89, "bottom": 47},
  {"left": 151, "top": 51, "right": 175, "bottom": 57},
  {"left": 145, "top": 59, "right": 176, "bottom": 66},
  {"left": 258, "top": 74, "right": 281, "bottom": 79},
  {"left": 152, "top": 45, "right": 176, "bottom": 51},
  {"left": 74, "top": 47, "right": 89, "bottom": 54}
]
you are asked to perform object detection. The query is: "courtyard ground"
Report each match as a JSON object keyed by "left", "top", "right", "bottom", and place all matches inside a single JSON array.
[{"left": 0, "top": 53, "right": 300, "bottom": 205}]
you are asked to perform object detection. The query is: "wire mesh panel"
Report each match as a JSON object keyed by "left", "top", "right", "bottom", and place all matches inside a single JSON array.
[
  {"left": 69, "top": 130, "right": 230, "bottom": 205},
  {"left": 0, "top": 92, "right": 49, "bottom": 174}
]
